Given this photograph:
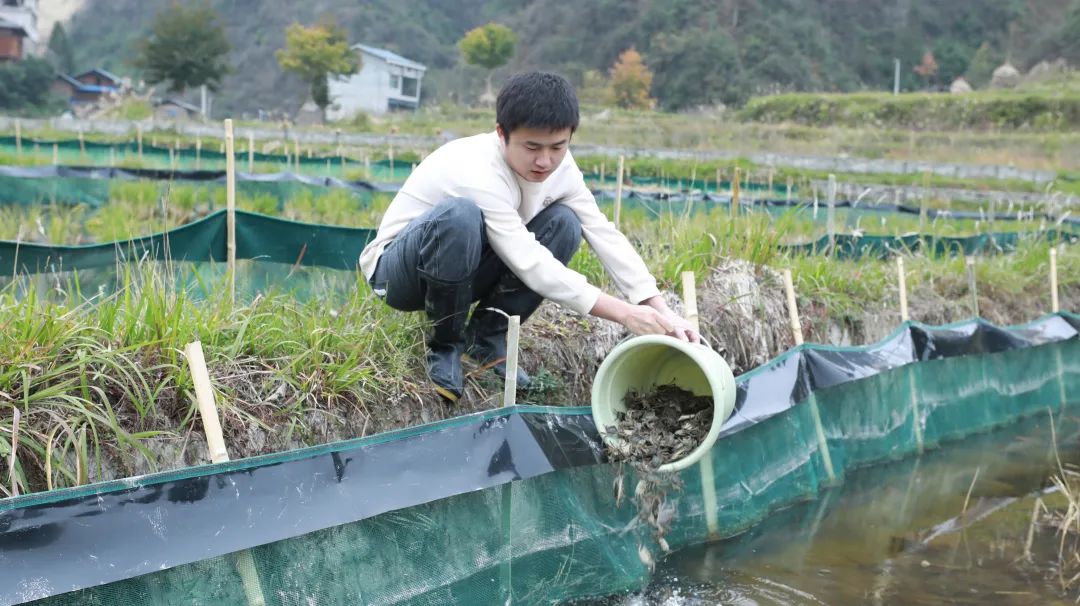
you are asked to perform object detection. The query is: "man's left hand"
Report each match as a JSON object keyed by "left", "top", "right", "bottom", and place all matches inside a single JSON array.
[{"left": 662, "top": 311, "right": 703, "bottom": 344}]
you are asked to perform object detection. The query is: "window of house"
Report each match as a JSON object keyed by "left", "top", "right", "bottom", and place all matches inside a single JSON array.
[
  {"left": 389, "top": 74, "right": 400, "bottom": 89},
  {"left": 401, "top": 77, "right": 418, "bottom": 97}
]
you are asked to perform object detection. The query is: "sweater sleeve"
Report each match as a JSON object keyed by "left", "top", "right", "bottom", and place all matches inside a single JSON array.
[
  {"left": 462, "top": 180, "right": 602, "bottom": 315},
  {"left": 559, "top": 169, "right": 661, "bottom": 304}
]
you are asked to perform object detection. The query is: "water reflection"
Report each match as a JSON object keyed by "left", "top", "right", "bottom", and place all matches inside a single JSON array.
[{"left": 588, "top": 413, "right": 1080, "bottom": 605}]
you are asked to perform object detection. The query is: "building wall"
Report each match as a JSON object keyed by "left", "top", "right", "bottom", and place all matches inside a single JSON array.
[
  {"left": 0, "top": 30, "right": 22, "bottom": 60},
  {"left": 327, "top": 50, "right": 424, "bottom": 120},
  {"left": 328, "top": 55, "right": 390, "bottom": 119}
]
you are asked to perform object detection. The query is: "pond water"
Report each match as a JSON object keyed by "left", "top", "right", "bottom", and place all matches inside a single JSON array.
[{"left": 584, "top": 411, "right": 1080, "bottom": 606}]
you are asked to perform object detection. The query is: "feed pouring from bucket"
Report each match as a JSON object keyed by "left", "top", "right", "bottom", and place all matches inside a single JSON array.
[{"left": 591, "top": 335, "right": 737, "bottom": 473}]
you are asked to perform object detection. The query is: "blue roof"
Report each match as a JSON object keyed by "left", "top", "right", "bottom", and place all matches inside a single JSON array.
[
  {"left": 74, "top": 68, "right": 122, "bottom": 85},
  {"left": 56, "top": 73, "right": 117, "bottom": 94},
  {"left": 353, "top": 44, "right": 427, "bottom": 72}
]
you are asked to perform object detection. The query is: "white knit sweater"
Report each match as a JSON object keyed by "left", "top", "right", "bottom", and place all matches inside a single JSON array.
[{"left": 359, "top": 131, "right": 660, "bottom": 315}]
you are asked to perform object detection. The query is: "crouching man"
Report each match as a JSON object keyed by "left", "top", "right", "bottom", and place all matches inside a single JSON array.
[{"left": 360, "top": 72, "right": 699, "bottom": 403}]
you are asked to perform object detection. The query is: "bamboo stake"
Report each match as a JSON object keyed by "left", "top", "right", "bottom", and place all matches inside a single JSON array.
[
  {"left": 195, "top": 137, "right": 202, "bottom": 170},
  {"left": 78, "top": 129, "right": 85, "bottom": 160},
  {"left": 782, "top": 269, "right": 835, "bottom": 481},
  {"left": 731, "top": 167, "right": 741, "bottom": 218},
  {"left": 965, "top": 256, "right": 979, "bottom": 317},
  {"left": 1050, "top": 248, "right": 1060, "bottom": 313},
  {"left": 225, "top": 119, "right": 237, "bottom": 304},
  {"left": 14, "top": 119, "right": 21, "bottom": 158},
  {"left": 184, "top": 341, "right": 267, "bottom": 606},
  {"left": 827, "top": 174, "right": 837, "bottom": 253},
  {"left": 681, "top": 271, "right": 719, "bottom": 536},
  {"left": 8, "top": 408, "right": 19, "bottom": 497},
  {"left": 52, "top": 143, "right": 58, "bottom": 165},
  {"left": 389, "top": 144, "right": 395, "bottom": 176},
  {"left": 897, "top": 256, "right": 909, "bottom": 322},
  {"left": 184, "top": 341, "right": 229, "bottom": 463},
  {"left": 614, "top": 155, "right": 625, "bottom": 229},
  {"left": 503, "top": 315, "right": 521, "bottom": 407},
  {"left": 783, "top": 269, "right": 804, "bottom": 346},
  {"left": 248, "top": 131, "right": 254, "bottom": 173},
  {"left": 681, "top": 272, "right": 699, "bottom": 333},
  {"left": 767, "top": 167, "right": 774, "bottom": 196},
  {"left": 136, "top": 125, "right": 143, "bottom": 161},
  {"left": 786, "top": 176, "right": 793, "bottom": 203}
]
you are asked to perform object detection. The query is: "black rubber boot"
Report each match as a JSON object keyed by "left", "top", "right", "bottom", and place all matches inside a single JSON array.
[
  {"left": 465, "top": 287, "right": 537, "bottom": 391},
  {"left": 424, "top": 277, "right": 472, "bottom": 403}
]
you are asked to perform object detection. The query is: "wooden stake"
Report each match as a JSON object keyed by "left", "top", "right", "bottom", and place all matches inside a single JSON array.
[
  {"left": 897, "top": 256, "right": 909, "bottom": 322},
  {"left": 248, "top": 131, "right": 255, "bottom": 173},
  {"left": 225, "top": 119, "right": 237, "bottom": 304},
  {"left": 389, "top": 144, "right": 395, "bottom": 176},
  {"left": 503, "top": 315, "right": 521, "bottom": 407},
  {"left": 1050, "top": 248, "right": 1059, "bottom": 313},
  {"left": 52, "top": 143, "right": 58, "bottom": 165},
  {"left": 136, "top": 124, "right": 143, "bottom": 161},
  {"left": 196, "top": 137, "right": 202, "bottom": 170},
  {"left": 783, "top": 269, "right": 804, "bottom": 346},
  {"left": 965, "top": 256, "right": 979, "bottom": 317},
  {"left": 614, "top": 155, "right": 625, "bottom": 229},
  {"left": 183, "top": 341, "right": 267, "bottom": 606},
  {"left": 14, "top": 119, "right": 21, "bottom": 158},
  {"left": 731, "top": 167, "right": 741, "bottom": 218}
]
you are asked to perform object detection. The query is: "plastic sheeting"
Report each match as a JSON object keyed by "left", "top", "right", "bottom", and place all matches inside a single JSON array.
[{"left": 2, "top": 313, "right": 1077, "bottom": 605}]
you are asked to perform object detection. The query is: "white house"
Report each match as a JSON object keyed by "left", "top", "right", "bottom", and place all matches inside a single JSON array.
[
  {"left": 327, "top": 44, "right": 426, "bottom": 120},
  {"left": 0, "top": 0, "right": 38, "bottom": 57}
]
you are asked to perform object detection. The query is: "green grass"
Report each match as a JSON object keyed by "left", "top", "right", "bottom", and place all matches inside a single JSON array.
[{"left": 0, "top": 200, "right": 1075, "bottom": 496}]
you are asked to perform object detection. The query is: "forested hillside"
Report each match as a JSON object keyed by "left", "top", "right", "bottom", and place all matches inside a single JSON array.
[{"left": 61, "top": 0, "right": 1080, "bottom": 115}]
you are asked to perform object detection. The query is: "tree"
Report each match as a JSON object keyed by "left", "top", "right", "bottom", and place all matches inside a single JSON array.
[
  {"left": 458, "top": 22, "right": 516, "bottom": 101},
  {"left": 276, "top": 20, "right": 360, "bottom": 119},
  {"left": 47, "top": 23, "right": 75, "bottom": 75},
  {"left": 134, "top": 2, "right": 230, "bottom": 95},
  {"left": 0, "top": 57, "right": 64, "bottom": 114},
  {"left": 965, "top": 42, "right": 1001, "bottom": 88},
  {"left": 609, "top": 48, "right": 654, "bottom": 109}
]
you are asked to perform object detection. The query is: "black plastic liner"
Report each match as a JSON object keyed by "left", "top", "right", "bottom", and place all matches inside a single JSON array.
[{"left": 0, "top": 314, "right": 1077, "bottom": 604}]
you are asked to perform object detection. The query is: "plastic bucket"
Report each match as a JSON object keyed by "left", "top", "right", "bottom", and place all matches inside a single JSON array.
[{"left": 591, "top": 335, "right": 737, "bottom": 473}]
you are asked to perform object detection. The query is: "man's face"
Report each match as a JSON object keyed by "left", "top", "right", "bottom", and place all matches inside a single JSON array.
[{"left": 499, "top": 125, "right": 573, "bottom": 183}]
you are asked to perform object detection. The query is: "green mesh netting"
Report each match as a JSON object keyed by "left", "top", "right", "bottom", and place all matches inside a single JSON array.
[
  {"left": 28, "top": 331, "right": 1079, "bottom": 605},
  {"left": 0, "top": 136, "right": 415, "bottom": 181}
]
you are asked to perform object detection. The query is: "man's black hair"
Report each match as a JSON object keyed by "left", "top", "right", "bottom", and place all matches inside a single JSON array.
[{"left": 496, "top": 72, "right": 580, "bottom": 142}]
